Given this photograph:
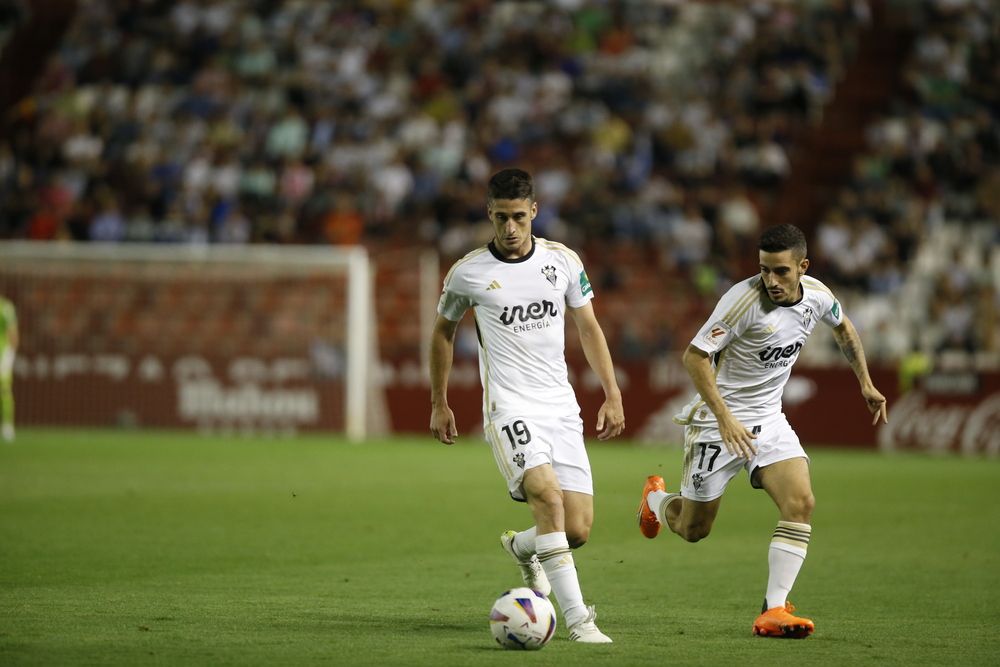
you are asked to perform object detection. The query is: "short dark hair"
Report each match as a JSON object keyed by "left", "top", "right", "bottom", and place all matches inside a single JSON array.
[
  {"left": 758, "top": 224, "right": 807, "bottom": 260},
  {"left": 487, "top": 168, "right": 534, "bottom": 203}
]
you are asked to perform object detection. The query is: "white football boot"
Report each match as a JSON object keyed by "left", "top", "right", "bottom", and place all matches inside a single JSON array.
[
  {"left": 500, "top": 530, "right": 551, "bottom": 596},
  {"left": 568, "top": 605, "right": 612, "bottom": 643}
]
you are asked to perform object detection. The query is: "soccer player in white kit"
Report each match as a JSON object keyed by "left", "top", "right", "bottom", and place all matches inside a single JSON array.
[
  {"left": 0, "top": 294, "right": 18, "bottom": 442},
  {"left": 637, "top": 224, "right": 887, "bottom": 638},
  {"left": 430, "top": 169, "right": 625, "bottom": 643}
]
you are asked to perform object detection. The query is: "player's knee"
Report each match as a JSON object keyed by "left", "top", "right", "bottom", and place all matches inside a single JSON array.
[
  {"left": 784, "top": 493, "right": 815, "bottom": 523},
  {"left": 678, "top": 522, "right": 712, "bottom": 543},
  {"left": 530, "top": 487, "right": 564, "bottom": 516},
  {"left": 566, "top": 526, "right": 589, "bottom": 549}
]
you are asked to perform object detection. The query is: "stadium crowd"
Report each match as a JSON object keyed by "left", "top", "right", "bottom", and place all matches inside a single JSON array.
[
  {"left": 0, "top": 0, "right": 996, "bottom": 367},
  {"left": 809, "top": 0, "right": 999, "bottom": 365}
]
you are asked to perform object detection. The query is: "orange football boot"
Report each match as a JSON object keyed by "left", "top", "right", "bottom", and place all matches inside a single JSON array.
[
  {"left": 752, "top": 602, "right": 814, "bottom": 639},
  {"left": 637, "top": 475, "right": 665, "bottom": 538}
]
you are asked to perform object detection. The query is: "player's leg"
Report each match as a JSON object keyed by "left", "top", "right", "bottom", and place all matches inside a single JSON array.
[
  {"left": 640, "top": 431, "right": 742, "bottom": 542},
  {"left": 663, "top": 495, "right": 723, "bottom": 542},
  {"left": 521, "top": 462, "right": 565, "bottom": 535},
  {"left": 495, "top": 412, "right": 578, "bottom": 596},
  {"left": 500, "top": 486, "right": 595, "bottom": 616},
  {"left": 757, "top": 456, "right": 814, "bottom": 607},
  {"left": 521, "top": 464, "right": 609, "bottom": 640},
  {"left": 491, "top": 414, "right": 551, "bottom": 595},
  {"left": 642, "top": 480, "right": 722, "bottom": 542},
  {"left": 562, "top": 490, "right": 593, "bottom": 549},
  {"left": 499, "top": 527, "right": 549, "bottom": 595},
  {"left": 757, "top": 455, "right": 814, "bottom": 523},
  {"left": 503, "top": 493, "right": 591, "bottom": 557},
  {"left": 752, "top": 456, "right": 815, "bottom": 638}
]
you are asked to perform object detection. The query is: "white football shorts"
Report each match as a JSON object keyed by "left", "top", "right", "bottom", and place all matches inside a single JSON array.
[
  {"left": 485, "top": 410, "right": 593, "bottom": 502},
  {"left": 679, "top": 412, "right": 808, "bottom": 502}
]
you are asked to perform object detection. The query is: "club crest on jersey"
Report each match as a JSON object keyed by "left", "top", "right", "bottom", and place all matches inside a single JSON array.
[
  {"left": 802, "top": 306, "right": 814, "bottom": 327},
  {"left": 691, "top": 473, "right": 703, "bottom": 490},
  {"left": 541, "top": 265, "right": 558, "bottom": 287},
  {"left": 513, "top": 453, "right": 525, "bottom": 469}
]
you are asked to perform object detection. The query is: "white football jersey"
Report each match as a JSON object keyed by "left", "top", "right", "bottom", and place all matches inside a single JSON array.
[
  {"left": 438, "top": 237, "right": 594, "bottom": 419},
  {"left": 674, "top": 275, "right": 843, "bottom": 428}
]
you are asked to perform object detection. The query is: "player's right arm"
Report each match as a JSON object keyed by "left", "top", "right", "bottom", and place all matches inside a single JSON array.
[
  {"left": 429, "top": 313, "right": 460, "bottom": 444},
  {"left": 682, "top": 344, "right": 757, "bottom": 460}
]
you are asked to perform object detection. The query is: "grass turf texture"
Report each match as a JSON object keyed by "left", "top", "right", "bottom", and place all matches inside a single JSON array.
[{"left": 1, "top": 430, "right": 998, "bottom": 666}]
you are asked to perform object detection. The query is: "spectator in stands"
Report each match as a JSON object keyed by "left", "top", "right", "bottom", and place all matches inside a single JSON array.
[
  {"left": 670, "top": 201, "right": 713, "bottom": 269},
  {"left": 716, "top": 183, "right": 761, "bottom": 257}
]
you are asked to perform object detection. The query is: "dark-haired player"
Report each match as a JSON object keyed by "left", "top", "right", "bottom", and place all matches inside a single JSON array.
[
  {"left": 430, "top": 168, "right": 625, "bottom": 642},
  {"left": 637, "top": 223, "right": 887, "bottom": 638}
]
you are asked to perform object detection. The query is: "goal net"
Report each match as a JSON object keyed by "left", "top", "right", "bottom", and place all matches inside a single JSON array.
[{"left": 0, "top": 242, "right": 387, "bottom": 440}]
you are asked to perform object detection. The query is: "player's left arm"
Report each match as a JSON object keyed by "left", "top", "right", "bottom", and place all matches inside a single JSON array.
[
  {"left": 567, "top": 301, "right": 625, "bottom": 441},
  {"left": 831, "top": 315, "right": 888, "bottom": 426}
]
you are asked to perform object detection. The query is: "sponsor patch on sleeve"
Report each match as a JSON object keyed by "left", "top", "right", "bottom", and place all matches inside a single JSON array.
[
  {"left": 579, "top": 270, "right": 592, "bottom": 296},
  {"left": 702, "top": 321, "right": 731, "bottom": 349},
  {"left": 830, "top": 300, "right": 841, "bottom": 319}
]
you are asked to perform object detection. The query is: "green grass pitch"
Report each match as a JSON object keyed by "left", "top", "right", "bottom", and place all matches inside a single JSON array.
[{"left": 1, "top": 429, "right": 998, "bottom": 666}]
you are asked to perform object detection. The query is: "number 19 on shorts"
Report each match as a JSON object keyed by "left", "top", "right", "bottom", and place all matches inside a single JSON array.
[
  {"left": 501, "top": 419, "right": 532, "bottom": 448},
  {"left": 499, "top": 419, "right": 533, "bottom": 471}
]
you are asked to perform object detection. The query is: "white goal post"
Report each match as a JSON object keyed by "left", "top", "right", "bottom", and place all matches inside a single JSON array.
[{"left": 0, "top": 241, "right": 382, "bottom": 441}]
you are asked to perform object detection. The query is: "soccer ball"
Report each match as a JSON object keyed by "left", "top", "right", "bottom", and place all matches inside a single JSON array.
[{"left": 489, "top": 587, "right": 557, "bottom": 650}]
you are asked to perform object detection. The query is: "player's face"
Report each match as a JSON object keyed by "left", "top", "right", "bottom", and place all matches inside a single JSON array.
[
  {"left": 759, "top": 249, "right": 809, "bottom": 305},
  {"left": 488, "top": 197, "right": 536, "bottom": 258}
]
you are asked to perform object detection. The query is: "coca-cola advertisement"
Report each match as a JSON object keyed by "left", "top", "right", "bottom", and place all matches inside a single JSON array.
[{"left": 878, "top": 373, "right": 1000, "bottom": 456}]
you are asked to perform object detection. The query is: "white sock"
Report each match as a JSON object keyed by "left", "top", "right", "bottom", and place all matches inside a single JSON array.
[
  {"left": 536, "top": 531, "right": 587, "bottom": 626},
  {"left": 510, "top": 527, "right": 537, "bottom": 561},
  {"left": 646, "top": 489, "right": 680, "bottom": 525},
  {"left": 764, "top": 521, "right": 811, "bottom": 610}
]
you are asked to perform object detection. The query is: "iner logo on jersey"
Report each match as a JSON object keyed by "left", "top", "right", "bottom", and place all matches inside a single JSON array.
[
  {"left": 758, "top": 340, "right": 804, "bottom": 368},
  {"left": 499, "top": 301, "right": 558, "bottom": 326}
]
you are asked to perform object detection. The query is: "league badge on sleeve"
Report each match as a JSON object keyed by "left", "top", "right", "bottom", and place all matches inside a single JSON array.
[
  {"left": 703, "top": 321, "right": 731, "bottom": 350},
  {"left": 579, "top": 270, "right": 592, "bottom": 296}
]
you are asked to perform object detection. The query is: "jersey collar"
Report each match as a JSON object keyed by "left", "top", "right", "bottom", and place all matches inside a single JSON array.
[
  {"left": 781, "top": 283, "right": 805, "bottom": 307},
  {"left": 488, "top": 236, "right": 536, "bottom": 263}
]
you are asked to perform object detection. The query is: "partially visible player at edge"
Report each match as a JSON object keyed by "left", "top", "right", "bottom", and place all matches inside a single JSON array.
[
  {"left": 430, "top": 168, "right": 625, "bottom": 643},
  {"left": 0, "top": 294, "right": 18, "bottom": 442},
  {"left": 638, "top": 223, "right": 887, "bottom": 639}
]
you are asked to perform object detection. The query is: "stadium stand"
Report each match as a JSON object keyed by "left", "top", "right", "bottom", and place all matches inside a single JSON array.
[{"left": 0, "top": 0, "right": 996, "bottom": 372}]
